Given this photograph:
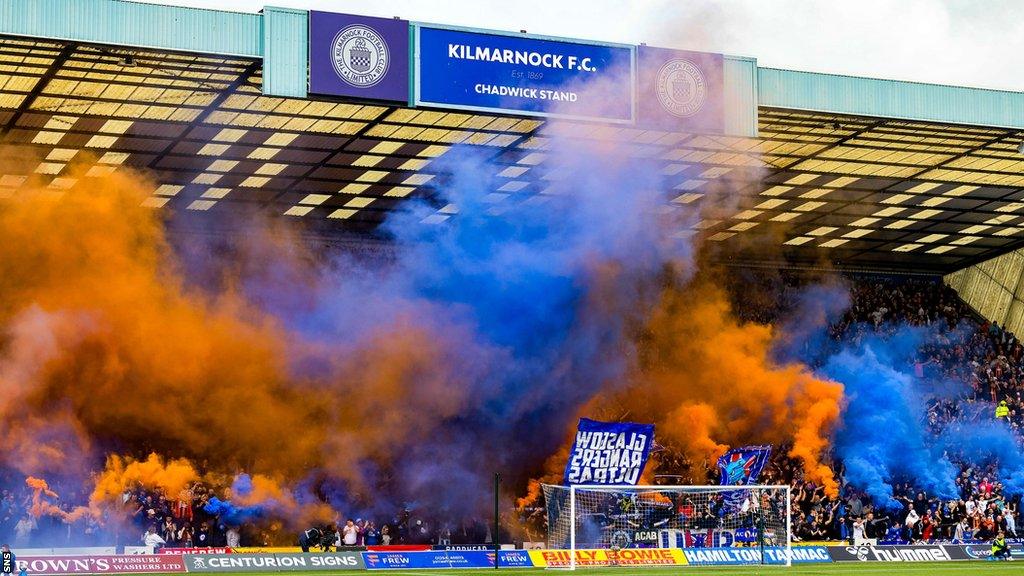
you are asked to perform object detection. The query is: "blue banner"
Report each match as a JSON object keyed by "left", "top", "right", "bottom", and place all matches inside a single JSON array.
[
  {"left": 683, "top": 546, "right": 831, "bottom": 565},
  {"left": 660, "top": 528, "right": 758, "bottom": 549},
  {"left": 362, "top": 551, "right": 530, "bottom": 570},
  {"left": 495, "top": 551, "right": 533, "bottom": 567},
  {"left": 717, "top": 445, "right": 771, "bottom": 511},
  {"left": 416, "top": 27, "right": 633, "bottom": 122},
  {"left": 563, "top": 418, "right": 654, "bottom": 485}
]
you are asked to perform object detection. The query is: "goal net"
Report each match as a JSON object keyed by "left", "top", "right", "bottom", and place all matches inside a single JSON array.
[{"left": 541, "top": 484, "right": 791, "bottom": 569}]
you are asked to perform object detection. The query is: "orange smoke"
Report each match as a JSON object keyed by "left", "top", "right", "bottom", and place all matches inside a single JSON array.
[
  {"left": 520, "top": 275, "right": 844, "bottom": 502},
  {"left": 619, "top": 278, "right": 843, "bottom": 495},
  {"left": 26, "top": 476, "right": 58, "bottom": 499},
  {"left": 0, "top": 157, "right": 326, "bottom": 484},
  {"left": 0, "top": 142, "right": 843, "bottom": 530},
  {"left": 0, "top": 153, "right": 487, "bottom": 523},
  {"left": 232, "top": 473, "right": 334, "bottom": 528},
  {"left": 26, "top": 476, "right": 92, "bottom": 523},
  {"left": 90, "top": 454, "right": 199, "bottom": 506}
]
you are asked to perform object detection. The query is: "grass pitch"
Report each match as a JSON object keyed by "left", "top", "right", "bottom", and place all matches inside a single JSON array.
[{"left": 132, "top": 561, "right": 1019, "bottom": 576}]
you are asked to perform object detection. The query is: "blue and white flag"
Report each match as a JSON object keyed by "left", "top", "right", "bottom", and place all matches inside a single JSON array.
[
  {"left": 717, "top": 445, "right": 772, "bottom": 511},
  {"left": 563, "top": 418, "right": 655, "bottom": 485}
]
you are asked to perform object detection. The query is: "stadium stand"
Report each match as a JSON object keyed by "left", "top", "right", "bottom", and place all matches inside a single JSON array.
[{"left": 0, "top": 275, "right": 1019, "bottom": 548}]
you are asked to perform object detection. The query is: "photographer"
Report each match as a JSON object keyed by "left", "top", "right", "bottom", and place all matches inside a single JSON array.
[{"left": 298, "top": 527, "right": 323, "bottom": 553}]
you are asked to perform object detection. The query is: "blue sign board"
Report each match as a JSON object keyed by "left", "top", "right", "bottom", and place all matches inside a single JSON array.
[
  {"left": 682, "top": 546, "right": 832, "bottom": 565},
  {"left": 362, "top": 550, "right": 530, "bottom": 570},
  {"left": 496, "top": 551, "right": 533, "bottom": 567},
  {"left": 416, "top": 27, "right": 634, "bottom": 122}
]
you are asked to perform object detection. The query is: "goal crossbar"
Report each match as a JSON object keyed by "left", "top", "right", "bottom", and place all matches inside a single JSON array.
[{"left": 544, "top": 484, "right": 792, "bottom": 570}]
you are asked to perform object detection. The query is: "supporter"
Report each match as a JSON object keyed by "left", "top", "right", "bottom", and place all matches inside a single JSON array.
[
  {"left": 225, "top": 526, "right": 240, "bottom": 549},
  {"left": 954, "top": 517, "right": 969, "bottom": 542},
  {"left": 409, "top": 518, "right": 430, "bottom": 545},
  {"left": 920, "top": 511, "right": 935, "bottom": 542},
  {"left": 355, "top": 519, "right": 367, "bottom": 546},
  {"left": 851, "top": 517, "right": 865, "bottom": 542},
  {"left": 195, "top": 522, "right": 211, "bottom": 547},
  {"left": 12, "top": 517, "right": 32, "bottom": 548},
  {"left": 864, "top": 512, "right": 888, "bottom": 540},
  {"left": 364, "top": 522, "right": 380, "bottom": 546},
  {"left": 298, "top": 526, "right": 323, "bottom": 553},
  {"left": 161, "top": 516, "right": 177, "bottom": 546},
  {"left": 142, "top": 526, "right": 166, "bottom": 552},
  {"left": 341, "top": 519, "right": 358, "bottom": 546},
  {"left": 903, "top": 507, "right": 920, "bottom": 543},
  {"left": 174, "top": 487, "right": 193, "bottom": 523},
  {"left": 177, "top": 522, "right": 194, "bottom": 547}
]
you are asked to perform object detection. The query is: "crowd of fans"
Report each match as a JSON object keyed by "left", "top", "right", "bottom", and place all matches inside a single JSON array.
[
  {"left": 760, "top": 276, "right": 1023, "bottom": 544},
  {"left": 0, "top": 475, "right": 501, "bottom": 549},
  {"left": 2, "top": 275, "right": 1023, "bottom": 549}
]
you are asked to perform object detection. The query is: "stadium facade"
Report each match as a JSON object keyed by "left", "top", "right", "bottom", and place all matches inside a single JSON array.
[{"left": 1, "top": 0, "right": 1024, "bottom": 330}]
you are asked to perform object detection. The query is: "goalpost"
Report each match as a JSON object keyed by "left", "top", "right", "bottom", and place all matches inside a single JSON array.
[{"left": 541, "top": 484, "right": 792, "bottom": 570}]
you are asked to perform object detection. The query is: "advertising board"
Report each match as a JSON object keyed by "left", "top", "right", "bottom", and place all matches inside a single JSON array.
[{"left": 416, "top": 26, "right": 634, "bottom": 122}]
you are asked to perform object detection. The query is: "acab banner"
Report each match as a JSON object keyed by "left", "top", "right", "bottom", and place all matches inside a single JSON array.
[
  {"left": 417, "top": 27, "right": 634, "bottom": 122},
  {"left": 563, "top": 418, "right": 654, "bottom": 485}
]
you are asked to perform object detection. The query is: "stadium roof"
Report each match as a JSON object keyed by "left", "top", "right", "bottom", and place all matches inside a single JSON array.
[{"left": 1, "top": 1, "right": 1024, "bottom": 274}]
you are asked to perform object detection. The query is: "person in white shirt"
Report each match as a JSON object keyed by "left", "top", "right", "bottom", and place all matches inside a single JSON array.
[
  {"left": 13, "top": 517, "right": 34, "bottom": 548},
  {"left": 953, "top": 518, "right": 969, "bottom": 542},
  {"left": 342, "top": 519, "right": 358, "bottom": 546},
  {"left": 226, "top": 527, "right": 240, "bottom": 549},
  {"left": 904, "top": 508, "right": 920, "bottom": 542},
  {"left": 143, "top": 526, "right": 166, "bottom": 551},
  {"left": 852, "top": 517, "right": 865, "bottom": 542}
]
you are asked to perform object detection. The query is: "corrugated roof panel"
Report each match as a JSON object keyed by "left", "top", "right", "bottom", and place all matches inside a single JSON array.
[
  {"left": 0, "top": 0, "right": 262, "bottom": 57},
  {"left": 262, "top": 6, "right": 308, "bottom": 98},
  {"left": 724, "top": 55, "right": 757, "bottom": 137},
  {"left": 759, "top": 67, "right": 1024, "bottom": 130}
]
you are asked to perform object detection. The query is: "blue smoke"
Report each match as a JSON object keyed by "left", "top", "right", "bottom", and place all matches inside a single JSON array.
[
  {"left": 203, "top": 496, "right": 264, "bottom": 526},
  {"left": 174, "top": 134, "right": 703, "bottom": 516},
  {"left": 937, "top": 420, "right": 1024, "bottom": 496},
  {"left": 822, "top": 329, "right": 958, "bottom": 507},
  {"left": 201, "top": 474, "right": 271, "bottom": 525},
  {"left": 777, "top": 286, "right": 1024, "bottom": 507},
  {"left": 773, "top": 279, "right": 849, "bottom": 366},
  {"left": 231, "top": 473, "right": 255, "bottom": 497}
]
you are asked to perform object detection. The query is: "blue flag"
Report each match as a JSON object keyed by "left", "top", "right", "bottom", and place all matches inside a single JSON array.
[
  {"left": 717, "top": 445, "right": 772, "bottom": 510},
  {"left": 563, "top": 418, "right": 655, "bottom": 485}
]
